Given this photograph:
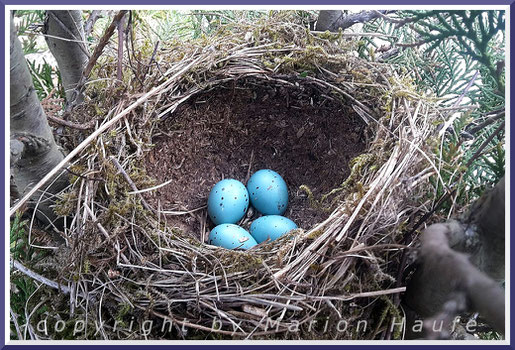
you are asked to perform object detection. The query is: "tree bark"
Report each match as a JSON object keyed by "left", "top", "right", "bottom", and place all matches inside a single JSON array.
[
  {"left": 465, "top": 177, "right": 505, "bottom": 280},
  {"left": 315, "top": 10, "right": 387, "bottom": 32},
  {"left": 10, "top": 13, "right": 68, "bottom": 224},
  {"left": 44, "top": 10, "right": 88, "bottom": 106},
  {"left": 404, "top": 177, "right": 505, "bottom": 337},
  {"left": 315, "top": 10, "right": 345, "bottom": 31}
]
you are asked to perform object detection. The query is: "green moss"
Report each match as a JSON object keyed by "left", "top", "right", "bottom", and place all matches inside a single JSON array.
[
  {"left": 309, "top": 263, "right": 321, "bottom": 272},
  {"left": 83, "top": 259, "right": 90, "bottom": 274},
  {"left": 299, "top": 184, "right": 320, "bottom": 209},
  {"left": 314, "top": 29, "right": 343, "bottom": 41},
  {"left": 115, "top": 303, "right": 134, "bottom": 327},
  {"left": 217, "top": 251, "right": 264, "bottom": 273},
  {"left": 306, "top": 229, "right": 324, "bottom": 240},
  {"left": 104, "top": 198, "right": 133, "bottom": 226},
  {"left": 54, "top": 191, "right": 78, "bottom": 216},
  {"left": 322, "top": 153, "right": 377, "bottom": 204},
  {"left": 67, "top": 164, "right": 86, "bottom": 184}
]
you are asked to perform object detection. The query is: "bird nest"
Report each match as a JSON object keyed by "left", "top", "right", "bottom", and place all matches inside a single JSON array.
[{"left": 35, "top": 15, "right": 442, "bottom": 340}]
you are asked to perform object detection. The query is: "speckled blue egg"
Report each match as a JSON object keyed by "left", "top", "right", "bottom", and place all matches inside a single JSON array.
[
  {"left": 247, "top": 169, "right": 288, "bottom": 215},
  {"left": 207, "top": 179, "right": 249, "bottom": 225},
  {"left": 250, "top": 215, "right": 297, "bottom": 243},
  {"left": 209, "top": 224, "right": 257, "bottom": 250}
]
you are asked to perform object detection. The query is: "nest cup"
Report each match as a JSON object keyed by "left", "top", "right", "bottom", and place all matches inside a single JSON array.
[
  {"left": 51, "top": 15, "right": 440, "bottom": 339},
  {"left": 144, "top": 76, "right": 368, "bottom": 236}
]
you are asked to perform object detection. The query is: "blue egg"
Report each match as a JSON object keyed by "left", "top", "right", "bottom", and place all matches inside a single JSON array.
[
  {"left": 207, "top": 179, "right": 249, "bottom": 225},
  {"left": 209, "top": 224, "right": 257, "bottom": 250},
  {"left": 250, "top": 215, "right": 297, "bottom": 243},
  {"left": 247, "top": 169, "right": 288, "bottom": 215}
]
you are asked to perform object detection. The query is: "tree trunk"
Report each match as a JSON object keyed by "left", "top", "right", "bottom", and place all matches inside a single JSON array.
[
  {"left": 315, "top": 10, "right": 344, "bottom": 31},
  {"left": 404, "top": 177, "right": 505, "bottom": 337},
  {"left": 44, "top": 10, "right": 89, "bottom": 106},
  {"left": 10, "top": 13, "right": 68, "bottom": 224}
]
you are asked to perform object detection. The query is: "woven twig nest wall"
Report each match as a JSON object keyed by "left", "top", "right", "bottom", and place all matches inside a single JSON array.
[{"left": 49, "top": 15, "right": 441, "bottom": 339}]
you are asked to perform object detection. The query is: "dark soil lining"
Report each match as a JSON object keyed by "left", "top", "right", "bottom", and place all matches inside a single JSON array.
[{"left": 144, "top": 80, "right": 366, "bottom": 238}]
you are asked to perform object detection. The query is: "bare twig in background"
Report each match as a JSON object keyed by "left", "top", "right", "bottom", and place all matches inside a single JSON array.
[
  {"left": 140, "top": 41, "right": 160, "bottom": 86},
  {"left": 84, "top": 10, "right": 102, "bottom": 37},
  {"left": 465, "top": 122, "right": 504, "bottom": 168},
  {"left": 438, "top": 70, "right": 479, "bottom": 137},
  {"left": 81, "top": 10, "right": 128, "bottom": 82},
  {"left": 47, "top": 114, "right": 94, "bottom": 130},
  {"left": 116, "top": 12, "right": 126, "bottom": 81},
  {"left": 125, "top": 11, "right": 146, "bottom": 87},
  {"left": 467, "top": 110, "right": 504, "bottom": 135}
]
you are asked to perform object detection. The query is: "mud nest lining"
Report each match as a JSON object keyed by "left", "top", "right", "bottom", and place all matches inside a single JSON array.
[{"left": 144, "top": 80, "right": 367, "bottom": 236}]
